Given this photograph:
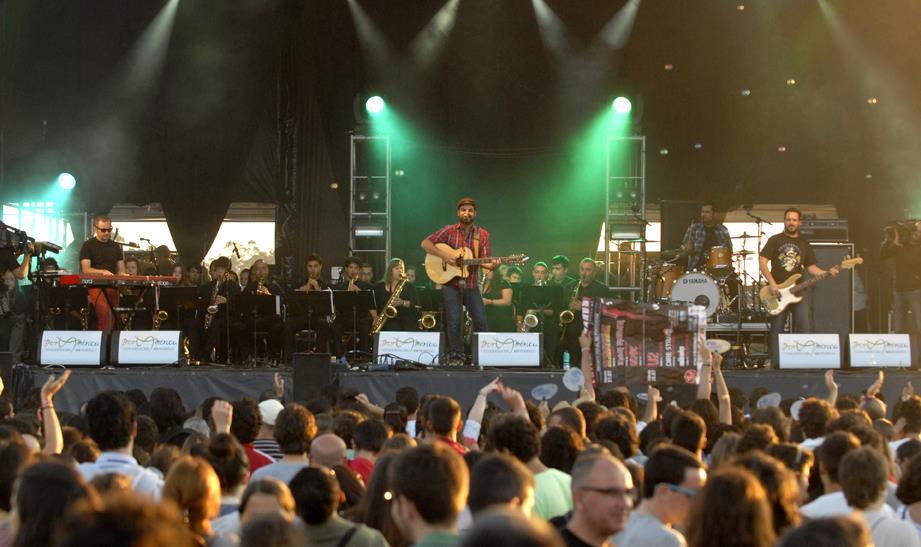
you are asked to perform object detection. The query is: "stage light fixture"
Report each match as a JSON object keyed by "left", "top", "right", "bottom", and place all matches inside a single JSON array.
[
  {"left": 365, "top": 95, "right": 386, "bottom": 114},
  {"left": 612, "top": 96, "right": 632, "bottom": 114},
  {"left": 57, "top": 172, "right": 76, "bottom": 190}
]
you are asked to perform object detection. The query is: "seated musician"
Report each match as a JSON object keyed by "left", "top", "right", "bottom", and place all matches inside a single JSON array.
[
  {"left": 239, "top": 268, "right": 250, "bottom": 290},
  {"left": 286, "top": 253, "right": 333, "bottom": 357},
  {"left": 680, "top": 201, "right": 732, "bottom": 271},
  {"left": 239, "top": 259, "right": 283, "bottom": 361},
  {"left": 0, "top": 270, "right": 28, "bottom": 362},
  {"left": 331, "top": 257, "right": 377, "bottom": 357},
  {"left": 372, "top": 258, "right": 418, "bottom": 332},
  {"left": 153, "top": 245, "right": 175, "bottom": 275},
  {"left": 186, "top": 264, "right": 203, "bottom": 287},
  {"left": 121, "top": 257, "right": 151, "bottom": 330},
  {"left": 359, "top": 262, "right": 374, "bottom": 285},
  {"left": 79, "top": 215, "right": 125, "bottom": 332},
  {"left": 189, "top": 256, "right": 240, "bottom": 363},
  {"left": 549, "top": 254, "right": 576, "bottom": 287},
  {"left": 482, "top": 268, "right": 515, "bottom": 332},
  {"left": 125, "top": 257, "right": 140, "bottom": 276},
  {"left": 405, "top": 265, "right": 419, "bottom": 285},
  {"left": 559, "top": 258, "right": 610, "bottom": 369},
  {"left": 172, "top": 263, "right": 186, "bottom": 285}
]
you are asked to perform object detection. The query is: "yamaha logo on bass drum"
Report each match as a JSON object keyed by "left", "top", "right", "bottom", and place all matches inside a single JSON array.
[{"left": 682, "top": 277, "right": 710, "bottom": 284}]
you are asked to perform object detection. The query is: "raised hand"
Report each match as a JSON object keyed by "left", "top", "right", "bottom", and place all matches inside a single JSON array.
[{"left": 41, "top": 369, "right": 72, "bottom": 405}]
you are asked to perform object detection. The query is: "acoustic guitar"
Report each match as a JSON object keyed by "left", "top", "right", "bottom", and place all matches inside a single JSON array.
[{"left": 425, "top": 243, "right": 528, "bottom": 285}]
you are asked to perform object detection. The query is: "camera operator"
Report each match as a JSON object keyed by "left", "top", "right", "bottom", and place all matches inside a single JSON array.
[
  {"left": 0, "top": 269, "right": 28, "bottom": 362},
  {"left": 881, "top": 220, "right": 921, "bottom": 333},
  {"left": 0, "top": 224, "right": 33, "bottom": 280}
]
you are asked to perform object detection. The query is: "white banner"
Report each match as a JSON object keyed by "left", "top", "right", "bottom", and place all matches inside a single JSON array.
[
  {"left": 115, "top": 331, "right": 182, "bottom": 365},
  {"left": 849, "top": 334, "right": 912, "bottom": 368},
  {"left": 777, "top": 334, "right": 841, "bottom": 369},
  {"left": 374, "top": 331, "right": 442, "bottom": 365},
  {"left": 474, "top": 333, "right": 542, "bottom": 367},
  {"left": 40, "top": 331, "right": 105, "bottom": 366}
]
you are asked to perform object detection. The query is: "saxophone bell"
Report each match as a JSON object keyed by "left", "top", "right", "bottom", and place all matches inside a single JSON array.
[
  {"left": 523, "top": 310, "right": 540, "bottom": 331},
  {"left": 419, "top": 312, "right": 437, "bottom": 330},
  {"left": 153, "top": 310, "right": 169, "bottom": 330}
]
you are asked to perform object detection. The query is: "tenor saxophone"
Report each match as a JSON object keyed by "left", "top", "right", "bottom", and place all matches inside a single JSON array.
[
  {"left": 371, "top": 271, "right": 408, "bottom": 335},
  {"left": 204, "top": 273, "right": 227, "bottom": 331}
]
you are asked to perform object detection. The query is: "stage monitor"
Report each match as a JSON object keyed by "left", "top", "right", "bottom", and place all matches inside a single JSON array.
[
  {"left": 38, "top": 331, "right": 106, "bottom": 367},
  {"left": 848, "top": 334, "right": 913, "bottom": 368},
  {"left": 292, "top": 353, "right": 333, "bottom": 401},
  {"left": 473, "top": 333, "right": 542, "bottom": 368},
  {"left": 776, "top": 334, "right": 842, "bottom": 369},
  {"left": 374, "top": 331, "right": 442, "bottom": 366},
  {"left": 111, "top": 331, "right": 183, "bottom": 366}
]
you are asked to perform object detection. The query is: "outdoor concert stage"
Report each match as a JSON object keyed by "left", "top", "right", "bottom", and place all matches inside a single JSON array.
[{"left": 10, "top": 363, "right": 921, "bottom": 415}]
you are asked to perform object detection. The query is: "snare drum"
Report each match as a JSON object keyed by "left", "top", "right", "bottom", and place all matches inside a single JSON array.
[
  {"left": 707, "top": 246, "right": 732, "bottom": 277},
  {"left": 670, "top": 272, "right": 721, "bottom": 317}
]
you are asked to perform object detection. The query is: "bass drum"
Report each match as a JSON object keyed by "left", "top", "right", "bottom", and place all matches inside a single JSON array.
[{"left": 670, "top": 272, "right": 721, "bottom": 318}]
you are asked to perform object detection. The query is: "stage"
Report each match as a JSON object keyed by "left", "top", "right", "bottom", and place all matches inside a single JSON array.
[{"left": 11, "top": 363, "right": 921, "bottom": 416}]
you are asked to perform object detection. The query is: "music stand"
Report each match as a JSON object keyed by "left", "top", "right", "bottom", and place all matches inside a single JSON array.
[
  {"left": 159, "top": 287, "right": 199, "bottom": 327},
  {"left": 332, "top": 290, "right": 376, "bottom": 361},
  {"left": 521, "top": 285, "right": 564, "bottom": 367},
  {"left": 234, "top": 294, "right": 281, "bottom": 362},
  {"left": 416, "top": 288, "right": 444, "bottom": 311}
]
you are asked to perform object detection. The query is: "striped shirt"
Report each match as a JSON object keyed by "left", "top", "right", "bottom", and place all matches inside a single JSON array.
[
  {"left": 426, "top": 223, "right": 491, "bottom": 289},
  {"left": 252, "top": 439, "right": 283, "bottom": 462},
  {"left": 79, "top": 452, "right": 163, "bottom": 499}
]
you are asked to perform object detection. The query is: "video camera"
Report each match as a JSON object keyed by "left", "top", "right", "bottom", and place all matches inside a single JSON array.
[{"left": 0, "top": 222, "right": 33, "bottom": 254}]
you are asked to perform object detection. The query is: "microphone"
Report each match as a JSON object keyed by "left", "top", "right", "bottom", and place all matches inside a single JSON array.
[
  {"left": 232, "top": 242, "right": 241, "bottom": 259},
  {"left": 139, "top": 237, "right": 151, "bottom": 243}
]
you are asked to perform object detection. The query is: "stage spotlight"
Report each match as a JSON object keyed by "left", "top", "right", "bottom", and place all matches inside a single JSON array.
[
  {"left": 365, "top": 95, "right": 386, "bottom": 114},
  {"left": 57, "top": 172, "right": 76, "bottom": 190},
  {"left": 612, "top": 96, "right": 632, "bottom": 114}
]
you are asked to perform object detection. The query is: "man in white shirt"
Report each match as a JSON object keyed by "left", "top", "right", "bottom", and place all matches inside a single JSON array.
[
  {"left": 801, "top": 431, "right": 861, "bottom": 519},
  {"left": 79, "top": 391, "right": 163, "bottom": 499},
  {"left": 840, "top": 447, "right": 921, "bottom": 547}
]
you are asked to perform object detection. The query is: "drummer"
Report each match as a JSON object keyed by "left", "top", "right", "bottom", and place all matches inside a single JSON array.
[{"left": 681, "top": 201, "right": 733, "bottom": 271}]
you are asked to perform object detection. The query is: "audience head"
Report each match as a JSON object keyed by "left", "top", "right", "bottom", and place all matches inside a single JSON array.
[
  {"left": 310, "top": 433, "right": 348, "bottom": 468},
  {"left": 231, "top": 397, "right": 263, "bottom": 445},
  {"left": 641, "top": 444, "right": 706, "bottom": 526},
  {"left": 595, "top": 414, "right": 639, "bottom": 459},
  {"left": 205, "top": 433, "right": 249, "bottom": 494},
  {"left": 898, "top": 396, "right": 921, "bottom": 434},
  {"left": 839, "top": 446, "right": 888, "bottom": 510},
  {"left": 488, "top": 414, "right": 540, "bottom": 464},
  {"left": 239, "top": 478, "right": 296, "bottom": 525},
  {"left": 539, "top": 425, "right": 583, "bottom": 473},
  {"left": 12, "top": 461, "right": 100, "bottom": 547},
  {"left": 798, "top": 399, "right": 836, "bottom": 439},
  {"left": 85, "top": 391, "right": 137, "bottom": 451},
  {"left": 162, "top": 456, "right": 222, "bottom": 535},
  {"left": 736, "top": 423, "right": 779, "bottom": 455},
  {"left": 733, "top": 451, "right": 802, "bottom": 534},
  {"left": 428, "top": 397, "right": 462, "bottom": 437},
  {"left": 569, "top": 451, "right": 634, "bottom": 537},
  {"left": 458, "top": 509, "right": 564, "bottom": 547},
  {"left": 548, "top": 406, "right": 586, "bottom": 439},
  {"left": 239, "top": 513, "right": 300, "bottom": 547},
  {"left": 816, "top": 431, "right": 860, "bottom": 488},
  {"left": 149, "top": 387, "right": 186, "bottom": 437},
  {"left": 777, "top": 516, "right": 871, "bottom": 547},
  {"left": 353, "top": 418, "right": 391, "bottom": 454},
  {"left": 670, "top": 410, "right": 706, "bottom": 456},
  {"left": 685, "top": 467, "right": 776, "bottom": 547},
  {"left": 390, "top": 442, "right": 469, "bottom": 540},
  {"left": 56, "top": 493, "right": 195, "bottom": 547},
  {"left": 273, "top": 404, "right": 316, "bottom": 455},
  {"left": 468, "top": 453, "right": 535, "bottom": 517}
]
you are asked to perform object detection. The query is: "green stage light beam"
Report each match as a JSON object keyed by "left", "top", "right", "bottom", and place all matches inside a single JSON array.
[
  {"left": 56, "top": 172, "right": 76, "bottom": 190},
  {"left": 366, "top": 96, "right": 386, "bottom": 115},
  {"left": 612, "top": 97, "right": 632, "bottom": 114}
]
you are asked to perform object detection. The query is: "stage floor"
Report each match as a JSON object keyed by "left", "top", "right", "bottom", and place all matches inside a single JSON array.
[{"left": 12, "top": 364, "right": 921, "bottom": 415}]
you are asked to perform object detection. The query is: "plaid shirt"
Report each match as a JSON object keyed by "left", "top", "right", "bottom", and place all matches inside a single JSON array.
[
  {"left": 427, "top": 223, "right": 491, "bottom": 289},
  {"left": 682, "top": 222, "right": 732, "bottom": 270}
]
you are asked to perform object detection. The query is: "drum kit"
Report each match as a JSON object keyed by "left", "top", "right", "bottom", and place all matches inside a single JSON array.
[{"left": 647, "top": 233, "right": 767, "bottom": 322}]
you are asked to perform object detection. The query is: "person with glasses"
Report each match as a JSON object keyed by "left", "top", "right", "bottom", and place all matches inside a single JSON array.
[
  {"left": 562, "top": 451, "right": 634, "bottom": 547},
  {"left": 615, "top": 444, "right": 706, "bottom": 547},
  {"left": 79, "top": 214, "right": 125, "bottom": 331}
]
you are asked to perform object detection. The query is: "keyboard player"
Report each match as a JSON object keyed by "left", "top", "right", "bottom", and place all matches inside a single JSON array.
[{"left": 79, "top": 215, "right": 125, "bottom": 332}]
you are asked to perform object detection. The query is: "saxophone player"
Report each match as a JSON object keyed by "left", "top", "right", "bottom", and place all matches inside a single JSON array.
[
  {"left": 190, "top": 256, "right": 240, "bottom": 363},
  {"left": 242, "top": 259, "right": 283, "bottom": 296},
  {"left": 372, "top": 258, "right": 418, "bottom": 332},
  {"left": 559, "top": 258, "right": 610, "bottom": 369}
]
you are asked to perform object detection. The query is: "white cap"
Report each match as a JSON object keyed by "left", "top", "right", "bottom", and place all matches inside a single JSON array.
[{"left": 258, "top": 399, "right": 284, "bottom": 426}]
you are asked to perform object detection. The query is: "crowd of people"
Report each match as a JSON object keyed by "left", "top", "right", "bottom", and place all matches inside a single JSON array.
[{"left": 0, "top": 331, "right": 917, "bottom": 547}]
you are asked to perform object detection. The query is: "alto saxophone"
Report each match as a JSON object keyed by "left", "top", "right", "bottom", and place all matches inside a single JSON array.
[
  {"left": 256, "top": 279, "right": 271, "bottom": 296},
  {"left": 559, "top": 283, "right": 581, "bottom": 341},
  {"left": 153, "top": 310, "right": 168, "bottom": 330},
  {"left": 371, "top": 269, "right": 408, "bottom": 335},
  {"left": 204, "top": 273, "right": 227, "bottom": 331}
]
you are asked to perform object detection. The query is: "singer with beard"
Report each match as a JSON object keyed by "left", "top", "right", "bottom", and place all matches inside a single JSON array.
[
  {"left": 421, "top": 197, "right": 499, "bottom": 363},
  {"left": 79, "top": 215, "right": 125, "bottom": 332}
]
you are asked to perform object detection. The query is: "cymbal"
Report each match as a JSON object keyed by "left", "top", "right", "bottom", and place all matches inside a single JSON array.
[
  {"left": 733, "top": 250, "right": 756, "bottom": 256},
  {"left": 618, "top": 238, "right": 658, "bottom": 243},
  {"left": 731, "top": 232, "right": 756, "bottom": 239}
]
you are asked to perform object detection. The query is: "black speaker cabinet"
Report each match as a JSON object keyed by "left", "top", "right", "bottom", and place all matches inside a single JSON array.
[
  {"left": 660, "top": 200, "right": 702, "bottom": 251},
  {"left": 0, "top": 352, "right": 10, "bottom": 397},
  {"left": 292, "top": 353, "right": 333, "bottom": 401},
  {"left": 811, "top": 243, "right": 854, "bottom": 336}
]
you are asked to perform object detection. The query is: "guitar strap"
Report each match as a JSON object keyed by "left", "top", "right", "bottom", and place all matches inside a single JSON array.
[{"left": 473, "top": 227, "right": 480, "bottom": 259}]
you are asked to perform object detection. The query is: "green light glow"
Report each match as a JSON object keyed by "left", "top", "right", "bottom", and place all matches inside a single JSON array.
[
  {"left": 365, "top": 96, "right": 386, "bottom": 114},
  {"left": 612, "top": 96, "right": 632, "bottom": 114}
]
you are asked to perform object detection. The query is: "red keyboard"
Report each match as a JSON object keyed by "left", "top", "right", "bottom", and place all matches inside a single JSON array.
[{"left": 56, "top": 274, "right": 180, "bottom": 287}]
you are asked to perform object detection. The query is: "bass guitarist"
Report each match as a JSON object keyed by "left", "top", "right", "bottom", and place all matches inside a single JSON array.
[
  {"left": 421, "top": 197, "right": 499, "bottom": 363},
  {"left": 759, "top": 207, "right": 838, "bottom": 362}
]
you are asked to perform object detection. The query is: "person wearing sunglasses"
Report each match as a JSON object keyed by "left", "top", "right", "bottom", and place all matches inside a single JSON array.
[
  {"left": 79, "top": 214, "right": 125, "bottom": 331},
  {"left": 614, "top": 444, "right": 706, "bottom": 547}
]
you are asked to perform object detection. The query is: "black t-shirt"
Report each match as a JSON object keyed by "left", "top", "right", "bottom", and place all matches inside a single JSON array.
[
  {"left": 0, "top": 248, "right": 19, "bottom": 273},
  {"left": 881, "top": 242, "right": 921, "bottom": 292},
  {"left": 79, "top": 238, "right": 123, "bottom": 275},
  {"left": 558, "top": 527, "right": 596, "bottom": 547},
  {"left": 760, "top": 233, "right": 816, "bottom": 284},
  {"left": 702, "top": 226, "right": 719, "bottom": 253}
]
